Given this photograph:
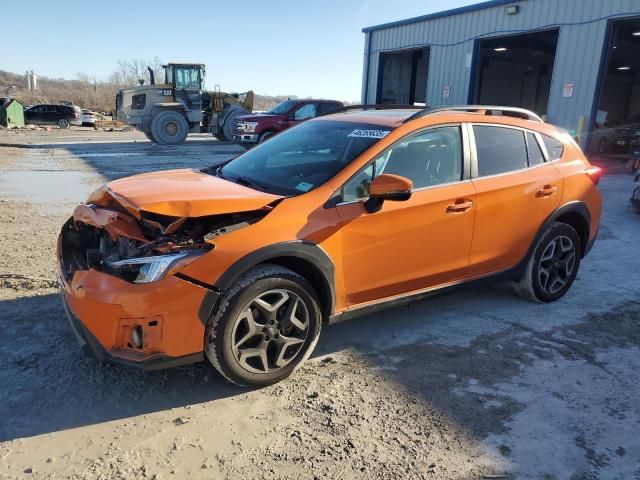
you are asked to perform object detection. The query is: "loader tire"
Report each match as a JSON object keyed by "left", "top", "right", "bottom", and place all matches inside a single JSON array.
[
  {"left": 150, "top": 110, "right": 189, "bottom": 145},
  {"left": 219, "top": 107, "right": 246, "bottom": 142}
]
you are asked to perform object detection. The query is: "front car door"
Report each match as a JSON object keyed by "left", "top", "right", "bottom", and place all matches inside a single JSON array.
[
  {"left": 289, "top": 103, "right": 318, "bottom": 127},
  {"left": 467, "top": 124, "right": 563, "bottom": 277},
  {"left": 335, "top": 124, "right": 477, "bottom": 306}
]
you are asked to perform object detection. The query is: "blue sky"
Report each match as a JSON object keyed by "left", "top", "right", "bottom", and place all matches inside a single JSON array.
[{"left": 2, "top": 0, "right": 481, "bottom": 101}]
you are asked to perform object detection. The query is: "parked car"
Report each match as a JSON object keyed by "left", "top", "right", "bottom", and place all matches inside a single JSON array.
[
  {"left": 592, "top": 113, "right": 640, "bottom": 155},
  {"left": 24, "top": 104, "right": 81, "bottom": 128},
  {"left": 58, "top": 105, "right": 601, "bottom": 387},
  {"left": 233, "top": 99, "right": 343, "bottom": 145},
  {"left": 80, "top": 109, "right": 97, "bottom": 126}
]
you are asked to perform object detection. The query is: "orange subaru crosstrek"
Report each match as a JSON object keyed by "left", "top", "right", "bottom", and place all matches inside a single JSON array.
[{"left": 58, "top": 105, "right": 602, "bottom": 386}]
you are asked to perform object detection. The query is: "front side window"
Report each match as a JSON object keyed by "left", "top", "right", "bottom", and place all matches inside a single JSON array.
[
  {"left": 174, "top": 67, "right": 201, "bottom": 89},
  {"left": 293, "top": 103, "right": 317, "bottom": 121},
  {"left": 474, "top": 126, "right": 528, "bottom": 176},
  {"left": 268, "top": 100, "right": 297, "bottom": 115},
  {"left": 341, "top": 126, "right": 463, "bottom": 202},
  {"left": 218, "top": 120, "right": 390, "bottom": 196}
]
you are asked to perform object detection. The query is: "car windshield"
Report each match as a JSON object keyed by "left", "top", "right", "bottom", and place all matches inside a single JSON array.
[
  {"left": 268, "top": 100, "right": 297, "bottom": 115},
  {"left": 216, "top": 120, "right": 392, "bottom": 196}
]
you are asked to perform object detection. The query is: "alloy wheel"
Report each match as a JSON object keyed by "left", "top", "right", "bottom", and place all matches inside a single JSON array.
[
  {"left": 231, "top": 289, "right": 309, "bottom": 374},
  {"left": 538, "top": 235, "right": 576, "bottom": 295}
]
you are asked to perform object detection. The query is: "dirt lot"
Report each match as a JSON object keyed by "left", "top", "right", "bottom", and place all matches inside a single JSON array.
[{"left": 1, "top": 128, "right": 639, "bottom": 479}]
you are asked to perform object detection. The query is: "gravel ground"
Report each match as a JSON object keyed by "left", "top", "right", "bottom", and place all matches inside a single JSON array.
[{"left": 0, "top": 128, "right": 639, "bottom": 479}]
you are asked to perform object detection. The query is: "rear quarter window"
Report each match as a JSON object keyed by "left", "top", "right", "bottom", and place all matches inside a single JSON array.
[
  {"left": 542, "top": 134, "right": 565, "bottom": 161},
  {"left": 526, "top": 132, "right": 546, "bottom": 166}
]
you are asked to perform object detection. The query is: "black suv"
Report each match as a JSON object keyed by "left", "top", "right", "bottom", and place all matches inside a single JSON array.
[
  {"left": 24, "top": 104, "right": 82, "bottom": 129},
  {"left": 594, "top": 113, "right": 640, "bottom": 155}
]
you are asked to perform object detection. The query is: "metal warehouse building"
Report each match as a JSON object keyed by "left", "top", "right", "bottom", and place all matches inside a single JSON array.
[{"left": 361, "top": 0, "right": 640, "bottom": 151}]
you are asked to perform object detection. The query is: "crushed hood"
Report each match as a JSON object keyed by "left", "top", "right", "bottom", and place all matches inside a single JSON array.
[{"left": 88, "top": 168, "right": 282, "bottom": 218}]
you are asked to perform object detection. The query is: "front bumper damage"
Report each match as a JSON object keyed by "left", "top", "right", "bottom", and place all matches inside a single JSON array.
[
  {"left": 59, "top": 285, "right": 204, "bottom": 369},
  {"left": 57, "top": 187, "right": 274, "bottom": 369}
]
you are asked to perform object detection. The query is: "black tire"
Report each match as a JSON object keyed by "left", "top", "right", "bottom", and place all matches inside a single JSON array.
[
  {"left": 258, "top": 130, "right": 275, "bottom": 143},
  {"left": 150, "top": 110, "right": 189, "bottom": 145},
  {"left": 597, "top": 137, "right": 608, "bottom": 155},
  {"left": 220, "top": 107, "right": 246, "bottom": 142},
  {"left": 57, "top": 118, "right": 70, "bottom": 129},
  {"left": 143, "top": 130, "right": 156, "bottom": 142},
  {"left": 516, "top": 222, "right": 582, "bottom": 303},
  {"left": 205, "top": 264, "right": 322, "bottom": 387}
]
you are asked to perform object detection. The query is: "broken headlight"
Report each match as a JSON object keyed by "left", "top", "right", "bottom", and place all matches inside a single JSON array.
[{"left": 107, "top": 252, "right": 196, "bottom": 283}]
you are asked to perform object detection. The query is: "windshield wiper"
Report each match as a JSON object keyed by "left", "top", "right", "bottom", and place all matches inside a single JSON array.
[
  {"left": 217, "top": 166, "right": 269, "bottom": 192},
  {"left": 232, "top": 175, "right": 270, "bottom": 192}
]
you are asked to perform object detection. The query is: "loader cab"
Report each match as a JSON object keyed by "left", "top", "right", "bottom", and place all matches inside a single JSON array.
[{"left": 163, "top": 63, "right": 205, "bottom": 91}]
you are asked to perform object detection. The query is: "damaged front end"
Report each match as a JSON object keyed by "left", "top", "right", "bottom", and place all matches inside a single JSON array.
[{"left": 59, "top": 203, "right": 271, "bottom": 284}]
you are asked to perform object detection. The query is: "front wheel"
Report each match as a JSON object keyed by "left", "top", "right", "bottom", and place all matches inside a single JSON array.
[
  {"left": 150, "top": 110, "right": 189, "bottom": 145},
  {"left": 205, "top": 265, "right": 322, "bottom": 387},
  {"left": 516, "top": 222, "right": 581, "bottom": 303},
  {"left": 258, "top": 131, "right": 275, "bottom": 143}
]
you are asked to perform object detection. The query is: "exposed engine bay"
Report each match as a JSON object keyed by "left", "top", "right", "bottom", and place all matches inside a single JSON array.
[{"left": 59, "top": 203, "right": 271, "bottom": 283}]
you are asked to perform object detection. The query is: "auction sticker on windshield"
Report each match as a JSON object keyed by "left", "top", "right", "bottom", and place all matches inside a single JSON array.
[
  {"left": 348, "top": 129, "right": 390, "bottom": 139},
  {"left": 295, "top": 182, "right": 314, "bottom": 192}
]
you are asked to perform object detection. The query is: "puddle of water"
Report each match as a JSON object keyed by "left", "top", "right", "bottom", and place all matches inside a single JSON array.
[
  {"left": 0, "top": 170, "right": 101, "bottom": 215},
  {"left": 74, "top": 152, "right": 145, "bottom": 158}
]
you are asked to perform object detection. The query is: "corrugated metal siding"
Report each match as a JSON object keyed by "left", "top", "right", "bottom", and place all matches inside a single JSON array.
[{"left": 363, "top": 0, "right": 640, "bottom": 133}]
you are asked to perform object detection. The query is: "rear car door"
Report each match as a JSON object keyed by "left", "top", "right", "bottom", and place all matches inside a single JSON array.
[
  {"left": 44, "top": 105, "right": 59, "bottom": 124},
  {"left": 336, "top": 125, "right": 477, "bottom": 306},
  {"left": 467, "top": 124, "right": 563, "bottom": 277}
]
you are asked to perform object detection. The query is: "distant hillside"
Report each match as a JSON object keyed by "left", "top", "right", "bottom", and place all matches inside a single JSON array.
[{"left": 0, "top": 69, "right": 296, "bottom": 113}]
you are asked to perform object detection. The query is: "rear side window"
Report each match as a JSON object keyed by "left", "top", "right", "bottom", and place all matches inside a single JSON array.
[
  {"left": 542, "top": 134, "right": 564, "bottom": 161},
  {"left": 318, "top": 103, "right": 341, "bottom": 115},
  {"left": 526, "top": 132, "right": 546, "bottom": 166},
  {"left": 473, "top": 126, "right": 528, "bottom": 176}
]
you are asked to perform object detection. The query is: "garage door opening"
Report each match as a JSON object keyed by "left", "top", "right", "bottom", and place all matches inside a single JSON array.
[
  {"left": 471, "top": 29, "right": 559, "bottom": 116},
  {"left": 377, "top": 48, "right": 429, "bottom": 105},
  {"left": 591, "top": 17, "right": 640, "bottom": 155}
]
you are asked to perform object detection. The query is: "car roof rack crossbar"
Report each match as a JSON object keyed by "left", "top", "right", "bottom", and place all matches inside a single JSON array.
[
  {"left": 318, "top": 103, "right": 423, "bottom": 117},
  {"left": 404, "top": 105, "right": 544, "bottom": 123}
]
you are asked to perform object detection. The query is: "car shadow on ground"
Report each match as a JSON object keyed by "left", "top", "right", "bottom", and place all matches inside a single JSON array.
[{"left": 0, "top": 282, "right": 514, "bottom": 442}]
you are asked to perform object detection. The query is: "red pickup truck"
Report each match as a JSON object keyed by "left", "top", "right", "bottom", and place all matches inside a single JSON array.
[{"left": 232, "top": 99, "right": 343, "bottom": 145}]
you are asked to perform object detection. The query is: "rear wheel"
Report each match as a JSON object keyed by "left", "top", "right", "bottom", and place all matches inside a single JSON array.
[
  {"left": 517, "top": 222, "right": 581, "bottom": 303},
  {"left": 150, "top": 110, "right": 189, "bottom": 145},
  {"left": 205, "top": 264, "right": 322, "bottom": 387},
  {"left": 57, "top": 118, "right": 70, "bottom": 129},
  {"left": 143, "top": 130, "right": 156, "bottom": 142},
  {"left": 219, "top": 107, "right": 247, "bottom": 142}
]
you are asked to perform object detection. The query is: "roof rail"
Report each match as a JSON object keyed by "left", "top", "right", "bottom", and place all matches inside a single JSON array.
[
  {"left": 318, "top": 103, "right": 423, "bottom": 117},
  {"left": 404, "top": 105, "right": 544, "bottom": 123}
]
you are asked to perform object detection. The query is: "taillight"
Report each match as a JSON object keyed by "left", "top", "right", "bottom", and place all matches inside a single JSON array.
[{"left": 585, "top": 166, "right": 602, "bottom": 185}]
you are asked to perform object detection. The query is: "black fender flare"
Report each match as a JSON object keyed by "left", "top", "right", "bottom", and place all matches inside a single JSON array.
[
  {"left": 197, "top": 241, "right": 336, "bottom": 326},
  {"left": 508, "top": 200, "right": 593, "bottom": 280}
]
